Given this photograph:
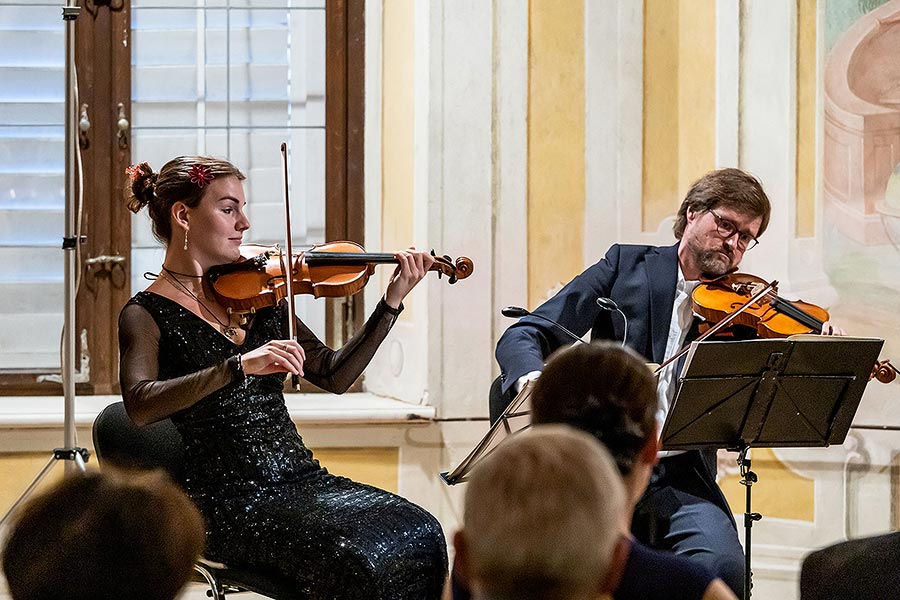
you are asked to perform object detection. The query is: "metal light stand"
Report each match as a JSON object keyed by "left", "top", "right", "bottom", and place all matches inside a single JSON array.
[
  {"left": 737, "top": 445, "right": 762, "bottom": 600},
  {"left": 0, "top": 0, "right": 89, "bottom": 528}
]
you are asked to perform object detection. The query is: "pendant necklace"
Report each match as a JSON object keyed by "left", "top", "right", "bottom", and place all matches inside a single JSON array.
[{"left": 161, "top": 267, "right": 239, "bottom": 340}]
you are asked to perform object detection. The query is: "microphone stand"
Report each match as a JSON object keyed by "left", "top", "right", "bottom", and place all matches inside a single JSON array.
[
  {"left": 596, "top": 297, "right": 629, "bottom": 347},
  {"left": 0, "top": 0, "right": 89, "bottom": 528},
  {"left": 501, "top": 306, "right": 585, "bottom": 345}
]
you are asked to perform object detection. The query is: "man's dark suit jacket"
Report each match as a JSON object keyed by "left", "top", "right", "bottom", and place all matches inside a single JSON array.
[
  {"left": 800, "top": 532, "right": 900, "bottom": 599},
  {"left": 494, "top": 241, "right": 729, "bottom": 519},
  {"left": 496, "top": 243, "right": 680, "bottom": 395}
]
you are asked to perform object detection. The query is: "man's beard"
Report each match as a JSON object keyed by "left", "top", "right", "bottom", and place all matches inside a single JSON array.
[{"left": 695, "top": 247, "right": 735, "bottom": 278}]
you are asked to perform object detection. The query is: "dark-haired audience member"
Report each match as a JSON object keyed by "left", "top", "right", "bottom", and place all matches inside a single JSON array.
[
  {"left": 2, "top": 469, "right": 205, "bottom": 600},
  {"left": 453, "top": 425, "right": 628, "bottom": 600},
  {"left": 530, "top": 342, "right": 737, "bottom": 600},
  {"left": 800, "top": 531, "right": 900, "bottom": 600}
]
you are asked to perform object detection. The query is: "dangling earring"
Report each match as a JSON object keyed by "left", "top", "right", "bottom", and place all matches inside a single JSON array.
[{"left": 183, "top": 229, "right": 189, "bottom": 251}]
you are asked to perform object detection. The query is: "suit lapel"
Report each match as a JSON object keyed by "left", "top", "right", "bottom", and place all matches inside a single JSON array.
[{"left": 645, "top": 243, "right": 680, "bottom": 363}]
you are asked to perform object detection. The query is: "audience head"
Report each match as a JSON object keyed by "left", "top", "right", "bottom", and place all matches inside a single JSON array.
[
  {"left": 2, "top": 469, "right": 205, "bottom": 600},
  {"left": 455, "top": 425, "right": 627, "bottom": 600},
  {"left": 531, "top": 342, "right": 658, "bottom": 478},
  {"left": 125, "top": 155, "right": 245, "bottom": 245}
]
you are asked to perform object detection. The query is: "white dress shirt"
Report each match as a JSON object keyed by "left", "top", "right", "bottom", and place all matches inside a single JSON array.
[{"left": 656, "top": 264, "right": 699, "bottom": 456}]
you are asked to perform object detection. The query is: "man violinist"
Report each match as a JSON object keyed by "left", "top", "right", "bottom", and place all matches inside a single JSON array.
[{"left": 495, "top": 167, "right": 842, "bottom": 596}]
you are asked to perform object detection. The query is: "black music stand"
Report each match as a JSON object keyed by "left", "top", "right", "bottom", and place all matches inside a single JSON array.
[
  {"left": 441, "top": 380, "right": 535, "bottom": 485},
  {"left": 660, "top": 335, "right": 884, "bottom": 600}
]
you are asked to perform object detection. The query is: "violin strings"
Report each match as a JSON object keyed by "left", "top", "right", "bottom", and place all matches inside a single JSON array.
[{"left": 745, "top": 287, "right": 824, "bottom": 330}]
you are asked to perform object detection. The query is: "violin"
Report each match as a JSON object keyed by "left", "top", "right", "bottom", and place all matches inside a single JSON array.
[
  {"left": 689, "top": 272, "right": 898, "bottom": 384},
  {"left": 692, "top": 272, "right": 829, "bottom": 338},
  {"left": 207, "top": 241, "right": 474, "bottom": 317}
]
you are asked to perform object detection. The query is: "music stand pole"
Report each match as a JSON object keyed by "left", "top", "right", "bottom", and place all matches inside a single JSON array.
[
  {"left": 0, "top": 0, "right": 88, "bottom": 529},
  {"left": 737, "top": 445, "right": 762, "bottom": 599}
]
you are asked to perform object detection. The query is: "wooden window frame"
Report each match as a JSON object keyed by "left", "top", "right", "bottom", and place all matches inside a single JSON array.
[
  {"left": 0, "top": 0, "right": 364, "bottom": 396},
  {"left": 326, "top": 0, "right": 366, "bottom": 349}
]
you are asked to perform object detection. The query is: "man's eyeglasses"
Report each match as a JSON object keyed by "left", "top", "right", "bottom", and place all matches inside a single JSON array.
[{"left": 708, "top": 210, "right": 759, "bottom": 251}]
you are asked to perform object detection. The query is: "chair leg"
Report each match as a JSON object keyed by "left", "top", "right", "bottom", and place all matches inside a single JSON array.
[{"left": 193, "top": 563, "right": 224, "bottom": 599}]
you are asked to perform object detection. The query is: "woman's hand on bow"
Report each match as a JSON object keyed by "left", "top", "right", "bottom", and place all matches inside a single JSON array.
[{"left": 240, "top": 340, "right": 306, "bottom": 376}]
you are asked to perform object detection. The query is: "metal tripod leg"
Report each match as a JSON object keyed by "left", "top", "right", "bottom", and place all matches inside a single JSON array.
[{"left": 0, "top": 447, "right": 89, "bottom": 528}]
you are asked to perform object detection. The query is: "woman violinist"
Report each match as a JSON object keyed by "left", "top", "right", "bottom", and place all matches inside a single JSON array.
[{"left": 119, "top": 156, "right": 447, "bottom": 599}]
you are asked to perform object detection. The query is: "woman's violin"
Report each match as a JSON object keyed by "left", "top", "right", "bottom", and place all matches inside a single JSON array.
[
  {"left": 207, "top": 241, "right": 473, "bottom": 317},
  {"left": 689, "top": 272, "right": 898, "bottom": 384}
]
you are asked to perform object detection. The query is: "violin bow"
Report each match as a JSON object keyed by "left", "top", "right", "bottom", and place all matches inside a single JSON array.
[
  {"left": 281, "top": 142, "right": 300, "bottom": 390},
  {"left": 654, "top": 279, "right": 778, "bottom": 376}
]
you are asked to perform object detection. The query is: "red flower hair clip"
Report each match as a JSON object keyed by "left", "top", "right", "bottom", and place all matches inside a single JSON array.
[
  {"left": 189, "top": 164, "right": 214, "bottom": 188},
  {"left": 125, "top": 164, "right": 140, "bottom": 180}
]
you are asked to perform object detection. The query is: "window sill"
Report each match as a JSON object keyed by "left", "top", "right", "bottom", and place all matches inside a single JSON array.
[{"left": 0, "top": 393, "right": 435, "bottom": 429}]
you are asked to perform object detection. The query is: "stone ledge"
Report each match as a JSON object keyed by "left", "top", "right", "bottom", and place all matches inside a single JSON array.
[{"left": 0, "top": 393, "right": 435, "bottom": 428}]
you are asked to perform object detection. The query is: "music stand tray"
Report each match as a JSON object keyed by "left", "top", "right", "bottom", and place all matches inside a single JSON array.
[{"left": 661, "top": 335, "right": 884, "bottom": 451}]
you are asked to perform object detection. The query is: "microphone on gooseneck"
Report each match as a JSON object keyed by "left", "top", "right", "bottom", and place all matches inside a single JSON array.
[
  {"left": 596, "top": 297, "right": 629, "bottom": 348},
  {"left": 501, "top": 306, "right": 585, "bottom": 345}
]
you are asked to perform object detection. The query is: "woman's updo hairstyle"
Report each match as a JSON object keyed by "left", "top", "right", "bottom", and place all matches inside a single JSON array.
[{"left": 125, "top": 155, "right": 245, "bottom": 244}]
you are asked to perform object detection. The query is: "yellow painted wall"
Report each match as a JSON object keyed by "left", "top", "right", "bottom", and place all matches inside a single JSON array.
[
  {"left": 643, "top": 0, "right": 716, "bottom": 231},
  {"left": 719, "top": 448, "right": 815, "bottom": 522},
  {"left": 527, "top": 0, "right": 585, "bottom": 307},
  {"left": 0, "top": 448, "right": 399, "bottom": 515},
  {"left": 677, "top": 1, "right": 717, "bottom": 198},
  {"left": 381, "top": 0, "right": 416, "bottom": 317},
  {"left": 0, "top": 454, "right": 79, "bottom": 517},
  {"left": 643, "top": 0, "right": 680, "bottom": 229},
  {"left": 796, "top": 0, "right": 817, "bottom": 237},
  {"left": 315, "top": 447, "right": 399, "bottom": 493}
]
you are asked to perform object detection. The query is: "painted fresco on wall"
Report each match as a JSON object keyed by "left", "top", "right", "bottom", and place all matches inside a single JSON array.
[
  {"left": 822, "top": 0, "right": 900, "bottom": 427},
  {"left": 824, "top": 0, "right": 900, "bottom": 246},
  {"left": 819, "top": 0, "right": 900, "bottom": 540}
]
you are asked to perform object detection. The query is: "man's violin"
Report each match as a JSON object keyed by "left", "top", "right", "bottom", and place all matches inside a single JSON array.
[
  {"left": 207, "top": 241, "right": 473, "bottom": 318},
  {"left": 690, "top": 272, "right": 898, "bottom": 384},
  {"left": 692, "top": 272, "right": 829, "bottom": 338}
]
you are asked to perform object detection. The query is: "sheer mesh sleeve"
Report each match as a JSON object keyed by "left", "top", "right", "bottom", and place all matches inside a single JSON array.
[
  {"left": 118, "top": 302, "right": 241, "bottom": 425},
  {"left": 296, "top": 298, "right": 402, "bottom": 394}
]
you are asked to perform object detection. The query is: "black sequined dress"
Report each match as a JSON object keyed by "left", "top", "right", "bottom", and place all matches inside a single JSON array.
[{"left": 118, "top": 292, "right": 448, "bottom": 600}]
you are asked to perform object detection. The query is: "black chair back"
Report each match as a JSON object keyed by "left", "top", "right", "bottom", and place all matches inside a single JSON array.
[
  {"left": 92, "top": 401, "right": 185, "bottom": 479},
  {"left": 488, "top": 376, "right": 514, "bottom": 425}
]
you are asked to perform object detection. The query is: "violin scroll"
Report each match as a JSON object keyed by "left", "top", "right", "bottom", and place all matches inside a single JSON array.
[
  {"left": 871, "top": 359, "right": 898, "bottom": 384},
  {"left": 430, "top": 250, "right": 474, "bottom": 284}
]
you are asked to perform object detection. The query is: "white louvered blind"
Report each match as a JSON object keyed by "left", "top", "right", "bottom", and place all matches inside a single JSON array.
[
  {"left": 130, "top": 0, "right": 328, "bottom": 338},
  {"left": 0, "top": 3, "right": 65, "bottom": 371}
]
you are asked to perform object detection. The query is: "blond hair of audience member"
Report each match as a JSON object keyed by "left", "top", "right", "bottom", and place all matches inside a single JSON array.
[
  {"left": 454, "top": 425, "right": 628, "bottom": 600},
  {"left": 2, "top": 469, "right": 205, "bottom": 600}
]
